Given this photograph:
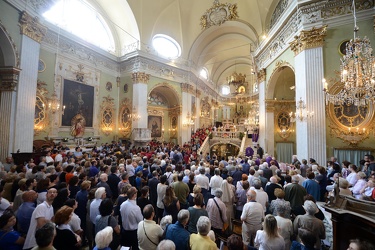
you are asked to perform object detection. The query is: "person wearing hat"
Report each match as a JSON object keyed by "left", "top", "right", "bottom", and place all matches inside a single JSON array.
[{"left": 293, "top": 200, "right": 325, "bottom": 250}]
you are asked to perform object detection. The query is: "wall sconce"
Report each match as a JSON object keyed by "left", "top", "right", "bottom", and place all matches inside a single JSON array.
[
  {"left": 289, "top": 98, "right": 313, "bottom": 122},
  {"left": 278, "top": 128, "right": 294, "bottom": 140},
  {"left": 102, "top": 127, "right": 113, "bottom": 135},
  {"left": 48, "top": 92, "right": 65, "bottom": 115}
]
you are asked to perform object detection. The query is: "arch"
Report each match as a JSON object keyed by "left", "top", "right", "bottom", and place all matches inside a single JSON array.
[
  {"left": 148, "top": 82, "right": 181, "bottom": 107},
  {"left": 0, "top": 21, "right": 19, "bottom": 67},
  {"left": 266, "top": 61, "right": 295, "bottom": 100}
]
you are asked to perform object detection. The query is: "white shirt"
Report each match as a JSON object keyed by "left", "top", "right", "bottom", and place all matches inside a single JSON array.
[
  {"left": 126, "top": 164, "right": 135, "bottom": 177},
  {"left": 209, "top": 175, "right": 223, "bottom": 195},
  {"left": 137, "top": 220, "right": 163, "bottom": 250},
  {"left": 196, "top": 174, "right": 209, "bottom": 190},
  {"left": 55, "top": 154, "right": 63, "bottom": 163},
  {"left": 90, "top": 198, "right": 102, "bottom": 224},
  {"left": 23, "top": 201, "right": 54, "bottom": 249},
  {"left": 254, "top": 230, "right": 285, "bottom": 250},
  {"left": 346, "top": 172, "right": 358, "bottom": 187},
  {"left": 120, "top": 199, "right": 143, "bottom": 230},
  {"left": 251, "top": 187, "right": 268, "bottom": 212}
]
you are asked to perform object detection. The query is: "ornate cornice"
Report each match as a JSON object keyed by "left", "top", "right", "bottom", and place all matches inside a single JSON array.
[
  {"left": 200, "top": 0, "right": 239, "bottom": 30},
  {"left": 131, "top": 72, "right": 150, "bottom": 84},
  {"left": 322, "top": 0, "right": 373, "bottom": 19},
  {"left": 290, "top": 25, "right": 327, "bottom": 56},
  {"left": 19, "top": 11, "right": 47, "bottom": 43},
  {"left": 257, "top": 68, "right": 266, "bottom": 83},
  {"left": 0, "top": 67, "right": 21, "bottom": 91}
]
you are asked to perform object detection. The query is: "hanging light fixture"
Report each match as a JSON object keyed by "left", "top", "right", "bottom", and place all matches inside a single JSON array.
[
  {"left": 289, "top": 98, "right": 314, "bottom": 122},
  {"left": 48, "top": 91, "right": 65, "bottom": 114},
  {"left": 323, "top": 0, "right": 375, "bottom": 107},
  {"left": 183, "top": 112, "right": 195, "bottom": 127},
  {"left": 129, "top": 106, "right": 140, "bottom": 121}
]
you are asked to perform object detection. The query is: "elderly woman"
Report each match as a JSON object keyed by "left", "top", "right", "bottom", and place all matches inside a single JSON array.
[
  {"left": 275, "top": 205, "right": 293, "bottom": 250},
  {"left": 359, "top": 179, "right": 375, "bottom": 200},
  {"left": 0, "top": 211, "right": 25, "bottom": 250},
  {"left": 53, "top": 205, "right": 82, "bottom": 250},
  {"left": 269, "top": 189, "right": 291, "bottom": 219},
  {"left": 206, "top": 188, "right": 227, "bottom": 236},
  {"left": 189, "top": 216, "right": 217, "bottom": 250},
  {"left": 187, "top": 193, "right": 208, "bottom": 233},
  {"left": 351, "top": 172, "right": 368, "bottom": 199},
  {"left": 94, "top": 226, "right": 113, "bottom": 250},
  {"left": 337, "top": 177, "right": 353, "bottom": 196},
  {"left": 254, "top": 214, "right": 285, "bottom": 250}
]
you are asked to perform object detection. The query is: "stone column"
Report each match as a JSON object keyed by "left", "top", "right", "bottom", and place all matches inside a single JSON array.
[
  {"left": 14, "top": 12, "right": 47, "bottom": 153},
  {"left": 290, "top": 26, "right": 327, "bottom": 165},
  {"left": 131, "top": 72, "right": 151, "bottom": 146},
  {"left": 0, "top": 67, "right": 21, "bottom": 161},
  {"left": 257, "top": 69, "right": 267, "bottom": 153}
]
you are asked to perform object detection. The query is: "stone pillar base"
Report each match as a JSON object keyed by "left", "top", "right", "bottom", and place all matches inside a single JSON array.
[{"left": 132, "top": 128, "right": 151, "bottom": 147}]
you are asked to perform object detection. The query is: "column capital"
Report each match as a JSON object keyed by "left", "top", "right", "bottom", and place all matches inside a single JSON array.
[
  {"left": 19, "top": 11, "right": 47, "bottom": 43},
  {"left": 257, "top": 68, "right": 266, "bottom": 83},
  {"left": 0, "top": 67, "right": 21, "bottom": 91},
  {"left": 131, "top": 72, "right": 150, "bottom": 84},
  {"left": 290, "top": 25, "right": 327, "bottom": 56},
  {"left": 181, "top": 83, "right": 194, "bottom": 94}
]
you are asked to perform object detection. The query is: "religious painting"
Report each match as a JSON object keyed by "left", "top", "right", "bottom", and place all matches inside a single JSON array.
[
  {"left": 62, "top": 79, "right": 94, "bottom": 127},
  {"left": 124, "top": 84, "right": 128, "bottom": 93},
  {"left": 148, "top": 115, "right": 162, "bottom": 137}
]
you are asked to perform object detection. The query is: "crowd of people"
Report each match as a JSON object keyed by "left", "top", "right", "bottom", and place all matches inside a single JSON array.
[{"left": 0, "top": 138, "right": 374, "bottom": 250}]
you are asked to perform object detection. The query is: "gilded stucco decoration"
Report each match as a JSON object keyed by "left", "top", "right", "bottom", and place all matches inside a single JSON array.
[
  {"left": 19, "top": 11, "right": 47, "bottom": 43},
  {"left": 200, "top": 98, "right": 211, "bottom": 118},
  {"left": 257, "top": 68, "right": 266, "bottom": 83},
  {"left": 290, "top": 26, "right": 327, "bottom": 56},
  {"left": 119, "top": 98, "right": 132, "bottom": 138},
  {"left": 200, "top": 0, "right": 239, "bottom": 30},
  {"left": 0, "top": 67, "right": 21, "bottom": 91},
  {"left": 132, "top": 72, "right": 150, "bottom": 84},
  {"left": 265, "top": 100, "right": 295, "bottom": 140},
  {"left": 322, "top": 0, "right": 373, "bottom": 19},
  {"left": 34, "top": 80, "right": 49, "bottom": 135},
  {"left": 326, "top": 81, "right": 374, "bottom": 146},
  {"left": 181, "top": 83, "right": 195, "bottom": 95},
  {"left": 100, "top": 96, "right": 115, "bottom": 136}
]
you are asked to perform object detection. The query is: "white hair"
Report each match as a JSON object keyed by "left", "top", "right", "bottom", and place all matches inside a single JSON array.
[
  {"left": 95, "top": 187, "right": 106, "bottom": 199},
  {"left": 157, "top": 240, "right": 176, "bottom": 250},
  {"left": 95, "top": 226, "right": 113, "bottom": 248},
  {"left": 160, "top": 215, "right": 172, "bottom": 230}
]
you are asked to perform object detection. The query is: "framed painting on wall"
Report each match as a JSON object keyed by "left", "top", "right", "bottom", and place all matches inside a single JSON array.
[
  {"left": 61, "top": 79, "right": 94, "bottom": 127},
  {"left": 148, "top": 115, "right": 162, "bottom": 137}
]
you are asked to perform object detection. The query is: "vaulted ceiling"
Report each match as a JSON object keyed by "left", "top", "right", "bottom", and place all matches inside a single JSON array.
[{"left": 93, "top": 0, "right": 280, "bottom": 88}]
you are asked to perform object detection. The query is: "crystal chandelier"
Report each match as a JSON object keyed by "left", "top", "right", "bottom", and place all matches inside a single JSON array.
[
  {"left": 244, "top": 101, "right": 259, "bottom": 130},
  {"left": 129, "top": 106, "right": 140, "bottom": 121},
  {"left": 183, "top": 112, "right": 195, "bottom": 127},
  {"left": 323, "top": 0, "right": 375, "bottom": 107},
  {"left": 289, "top": 98, "right": 314, "bottom": 122},
  {"left": 48, "top": 92, "right": 65, "bottom": 114}
]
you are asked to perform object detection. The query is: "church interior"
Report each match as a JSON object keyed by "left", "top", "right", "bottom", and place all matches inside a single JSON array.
[
  {"left": 1, "top": 0, "right": 375, "bottom": 249},
  {"left": 0, "top": 0, "right": 374, "bottom": 165}
]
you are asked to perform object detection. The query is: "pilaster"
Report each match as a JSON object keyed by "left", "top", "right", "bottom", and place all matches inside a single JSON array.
[
  {"left": 257, "top": 69, "right": 266, "bottom": 154},
  {"left": 14, "top": 12, "right": 46, "bottom": 153},
  {"left": 0, "top": 67, "right": 20, "bottom": 161},
  {"left": 291, "top": 26, "right": 327, "bottom": 164}
]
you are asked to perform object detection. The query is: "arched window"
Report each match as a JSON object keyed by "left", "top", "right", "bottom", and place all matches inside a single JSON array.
[
  {"left": 152, "top": 34, "right": 181, "bottom": 59},
  {"left": 43, "top": 0, "right": 115, "bottom": 53},
  {"left": 200, "top": 68, "right": 208, "bottom": 80},
  {"left": 221, "top": 85, "right": 230, "bottom": 96}
]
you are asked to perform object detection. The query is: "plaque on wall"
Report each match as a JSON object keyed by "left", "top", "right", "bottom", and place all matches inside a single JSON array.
[{"left": 106, "top": 81, "right": 112, "bottom": 92}]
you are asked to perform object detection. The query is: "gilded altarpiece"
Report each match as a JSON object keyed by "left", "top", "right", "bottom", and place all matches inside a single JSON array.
[
  {"left": 266, "top": 100, "right": 295, "bottom": 141},
  {"left": 100, "top": 96, "right": 115, "bottom": 136},
  {"left": 34, "top": 80, "right": 49, "bottom": 135},
  {"left": 326, "top": 81, "right": 375, "bottom": 146},
  {"left": 119, "top": 98, "right": 132, "bottom": 138}
]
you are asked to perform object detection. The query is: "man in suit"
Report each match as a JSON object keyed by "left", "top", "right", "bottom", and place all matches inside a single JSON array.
[{"left": 148, "top": 171, "right": 160, "bottom": 208}]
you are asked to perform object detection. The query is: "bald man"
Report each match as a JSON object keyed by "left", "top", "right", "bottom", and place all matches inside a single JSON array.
[{"left": 17, "top": 190, "right": 38, "bottom": 236}]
